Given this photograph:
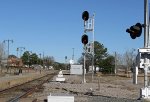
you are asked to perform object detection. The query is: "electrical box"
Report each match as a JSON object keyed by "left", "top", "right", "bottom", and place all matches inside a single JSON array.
[
  {"left": 48, "top": 95, "right": 74, "bottom": 102},
  {"left": 136, "top": 48, "right": 150, "bottom": 69},
  {"left": 140, "top": 87, "right": 150, "bottom": 98},
  {"left": 70, "top": 65, "right": 84, "bottom": 75}
]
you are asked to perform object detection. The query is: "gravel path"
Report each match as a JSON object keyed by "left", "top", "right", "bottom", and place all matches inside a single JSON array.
[{"left": 28, "top": 72, "right": 146, "bottom": 102}]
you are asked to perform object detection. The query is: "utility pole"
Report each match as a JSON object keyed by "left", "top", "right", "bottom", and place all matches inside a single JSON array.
[
  {"left": 114, "top": 52, "right": 117, "bottom": 75},
  {"left": 17, "top": 47, "right": 25, "bottom": 58},
  {"left": 3, "top": 40, "right": 13, "bottom": 70},
  {"left": 27, "top": 51, "right": 32, "bottom": 68},
  {"left": 3, "top": 40, "right": 13, "bottom": 58},
  {"left": 39, "top": 53, "right": 41, "bottom": 65},
  {"left": 72, "top": 48, "right": 74, "bottom": 60},
  {"left": 65, "top": 56, "right": 67, "bottom": 70},
  {"left": 43, "top": 52, "right": 45, "bottom": 69},
  {"left": 16, "top": 48, "right": 19, "bottom": 58}
]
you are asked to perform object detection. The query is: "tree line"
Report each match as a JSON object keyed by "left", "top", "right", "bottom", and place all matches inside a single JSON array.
[
  {"left": 78, "top": 41, "right": 136, "bottom": 74},
  {"left": 0, "top": 41, "right": 136, "bottom": 74}
]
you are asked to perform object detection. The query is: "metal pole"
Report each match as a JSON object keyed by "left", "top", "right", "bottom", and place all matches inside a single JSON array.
[
  {"left": 83, "top": 46, "right": 86, "bottom": 83},
  {"left": 8, "top": 40, "right": 9, "bottom": 59},
  {"left": 16, "top": 48, "right": 19, "bottom": 58},
  {"left": 144, "top": 0, "right": 149, "bottom": 48},
  {"left": 3, "top": 40, "right": 13, "bottom": 67},
  {"left": 17, "top": 47, "right": 25, "bottom": 58},
  {"left": 148, "top": 1, "right": 150, "bottom": 48},
  {"left": 27, "top": 51, "right": 31, "bottom": 72},
  {"left": 91, "top": 13, "right": 95, "bottom": 82},
  {"left": 43, "top": 52, "right": 45, "bottom": 69},
  {"left": 39, "top": 53, "right": 41, "bottom": 65},
  {"left": 28, "top": 51, "right": 32, "bottom": 68},
  {"left": 72, "top": 48, "right": 74, "bottom": 60},
  {"left": 65, "top": 56, "right": 67, "bottom": 70},
  {"left": 19, "top": 49, "right": 23, "bottom": 58},
  {"left": 115, "top": 52, "right": 117, "bottom": 75},
  {"left": 28, "top": 53, "right": 29, "bottom": 68},
  {"left": 143, "top": 0, "right": 149, "bottom": 88},
  {"left": 82, "top": 20, "right": 86, "bottom": 83}
]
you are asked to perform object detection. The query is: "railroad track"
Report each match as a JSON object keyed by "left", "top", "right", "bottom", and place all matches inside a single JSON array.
[{"left": 0, "top": 71, "right": 58, "bottom": 102}]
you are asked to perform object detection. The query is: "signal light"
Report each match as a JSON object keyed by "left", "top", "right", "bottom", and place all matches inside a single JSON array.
[
  {"left": 126, "top": 23, "right": 142, "bottom": 39},
  {"left": 82, "top": 11, "right": 89, "bottom": 21},
  {"left": 81, "top": 34, "right": 88, "bottom": 45}
]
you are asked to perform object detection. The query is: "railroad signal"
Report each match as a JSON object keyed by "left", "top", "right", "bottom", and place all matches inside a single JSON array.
[
  {"left": 81, "top": 34, "right": 88, "bottom": 45},
  {"left": 126, "top": 23, "right": 142, "bottom": 39},
  {"left": 85, "top": 43, "right": 92, "bottom": 53},
  {"left": 82, "top": 11, "right": 89, "bottom": 21}
]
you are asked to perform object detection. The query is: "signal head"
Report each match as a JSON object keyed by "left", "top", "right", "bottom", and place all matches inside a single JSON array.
[
  {"left": 82, "top": 11, "right": 89, "bottom": 21},
  {"left": 126, "top": 23, "right": 142, "bottom": 39},
  {"left": 81, "top": 34, "right": 88, "bottom": 45}
]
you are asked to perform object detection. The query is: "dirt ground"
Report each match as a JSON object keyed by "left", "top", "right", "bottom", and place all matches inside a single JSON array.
[{"left": 29, "top": 71, "right": 147, "bottom": 102}]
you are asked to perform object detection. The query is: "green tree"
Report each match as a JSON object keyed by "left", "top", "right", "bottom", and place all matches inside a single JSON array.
[
  {"left": 21, "top": 51, "right": 38, "bottom": 66},
  {"left": 37, "top": 58, "right": 43, "bottom": 65},
  {"left": 21, "top": 51, "right": 30, "bottom": 65},
  {"left": 78, "top": 41, "right": 108, "bottom": 73},
  {"left": 53, "top": 62, "right": 65, "bottom": 70},
  {"left": 99, "top": 55, "right": 115, "bottom": 74},
  {"left": 30, "top": 53, "right": 38, "bottom": 64},
  {"left": 93, "top": 41, "right": 108, "bottom": 73}
]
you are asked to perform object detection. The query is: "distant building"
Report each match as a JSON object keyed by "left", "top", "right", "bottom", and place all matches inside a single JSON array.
[
  {"left": 70, "top": 64, "right": 84, "bottom": 75},
  {"left": 1, "top": 59, "right": 7, "bottom": 67},
  {"left": 7, "top": 55, "right": 23, "bottom": 67}
]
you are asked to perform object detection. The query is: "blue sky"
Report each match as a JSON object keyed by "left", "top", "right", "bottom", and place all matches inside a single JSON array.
[{"left": 0, "top": 0, "right": 144, "bottom": 63}]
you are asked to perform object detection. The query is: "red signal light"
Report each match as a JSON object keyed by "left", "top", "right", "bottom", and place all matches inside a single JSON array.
[{"left": 81, "top": 34, "right": 88, "bottom": 45}]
